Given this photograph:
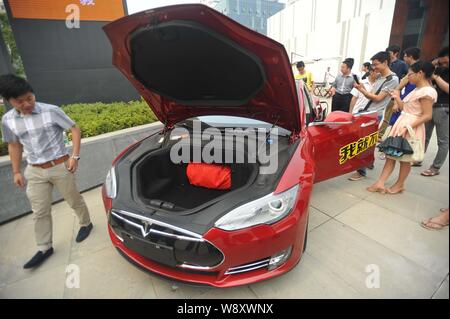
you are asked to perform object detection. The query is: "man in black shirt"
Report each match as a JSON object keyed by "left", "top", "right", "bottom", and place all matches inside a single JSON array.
[{"left": 421, "top": 47, "right": 449, "bottom": 177}]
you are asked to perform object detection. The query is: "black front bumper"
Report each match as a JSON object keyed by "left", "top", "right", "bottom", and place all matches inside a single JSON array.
[{"left": 109, "top": 210, "right": 224, "bottom": 269}]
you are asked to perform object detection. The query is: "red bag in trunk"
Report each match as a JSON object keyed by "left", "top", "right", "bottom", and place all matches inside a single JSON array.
[{"left": 186, "top": 163, "right": 231, "bottom": 190}]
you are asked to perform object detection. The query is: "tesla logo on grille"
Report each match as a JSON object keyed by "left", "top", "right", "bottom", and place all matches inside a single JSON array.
[{"left": 142, "top": 221, "right": 152, "bottom": 237}]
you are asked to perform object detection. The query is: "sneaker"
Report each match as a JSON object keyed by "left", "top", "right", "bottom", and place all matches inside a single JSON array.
[
  {"left": 76, "top": 223, "right": 93, "bottom": 243},
  {"left": 348, "top": 172, "right": 366, "bottom": 181}
]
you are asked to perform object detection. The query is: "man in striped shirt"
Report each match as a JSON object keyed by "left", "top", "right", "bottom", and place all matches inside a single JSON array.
[
  {"left": 0, "top": 74, "right": 92, "bottom": 269},
  {"left": 330, "top": 58, "right": 356, "bottom": 113}
]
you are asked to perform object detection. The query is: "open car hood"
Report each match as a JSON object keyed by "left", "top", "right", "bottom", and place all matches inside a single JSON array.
[{"left": 103, "top": 4, "right": 300, "bottom": 132}]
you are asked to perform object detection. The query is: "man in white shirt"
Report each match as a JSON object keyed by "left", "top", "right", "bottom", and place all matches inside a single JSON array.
[{"left": 349, "top": 66, "right": 377, "bottom": 114}]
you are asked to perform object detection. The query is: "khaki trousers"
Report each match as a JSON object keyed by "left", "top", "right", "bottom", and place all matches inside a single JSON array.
[
  {"left": 379, "top": 100, "right": 395, "bottom": 136},
  {"left": 24, "top": 162, "right": 91, "bottom": 251}
]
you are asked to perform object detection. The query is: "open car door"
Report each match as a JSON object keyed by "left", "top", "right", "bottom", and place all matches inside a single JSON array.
[{"left": 308, "top": 110, "right": 379, "bottom": 183}]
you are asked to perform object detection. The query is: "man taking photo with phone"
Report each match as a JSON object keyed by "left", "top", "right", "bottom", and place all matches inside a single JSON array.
[{"left": 348, "top": 51, "right": 399, "bottom": 181}]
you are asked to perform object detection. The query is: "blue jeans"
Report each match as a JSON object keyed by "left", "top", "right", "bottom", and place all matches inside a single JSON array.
[{"left": 358, "top": 167, "right": 367, "bottom": 176}]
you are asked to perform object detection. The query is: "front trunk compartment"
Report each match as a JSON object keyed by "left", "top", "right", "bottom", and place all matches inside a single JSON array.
[{"left": 134, "top": 144, "right": 258, "bottom": 212}]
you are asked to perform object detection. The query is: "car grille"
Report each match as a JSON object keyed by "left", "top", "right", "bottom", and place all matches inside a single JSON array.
[{"left": 109, "top": 210, "right": 224, "bottom": 270}]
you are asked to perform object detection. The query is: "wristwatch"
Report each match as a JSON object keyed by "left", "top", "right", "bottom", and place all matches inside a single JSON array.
[{"left": 71, "top": 155, "right": 81, "bottom": 161}]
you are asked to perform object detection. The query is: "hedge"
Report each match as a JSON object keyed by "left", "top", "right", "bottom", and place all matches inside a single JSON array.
[
  {"left": 0, "top": 100, "right": 158, "bottom": 156},
  {"left": 61, "top": 100, "right": 158, "bottom": 139}
]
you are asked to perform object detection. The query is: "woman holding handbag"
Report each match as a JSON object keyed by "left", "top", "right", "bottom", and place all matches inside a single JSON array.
[{"left": 367, "top": 61, "right": 437, "bottom": 194}]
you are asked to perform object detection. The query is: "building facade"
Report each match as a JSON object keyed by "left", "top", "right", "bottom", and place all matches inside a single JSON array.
[
  {"left": 2, "top": 0, "right": 139, "bottom": 106},
  {"left": 267, "top": 0, "right": 397, "bottom": 80},
  {"left": 390, "top": 0, "right": 448, "bottom": 61},
  {"left": 267, "top": 0, "right": 448, "bottom": 81},
  {"left": 201, "top": 0, "right": 285, "bottom": 35}
]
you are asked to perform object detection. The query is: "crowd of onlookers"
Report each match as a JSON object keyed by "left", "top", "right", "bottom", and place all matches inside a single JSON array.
[{"left": 296, "top": 45, "right": 449, "bottom": 231}]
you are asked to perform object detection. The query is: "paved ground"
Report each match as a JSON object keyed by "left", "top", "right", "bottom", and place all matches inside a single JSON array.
[{"left": 0, "top": 133, "right": 448, "bottom": 299}]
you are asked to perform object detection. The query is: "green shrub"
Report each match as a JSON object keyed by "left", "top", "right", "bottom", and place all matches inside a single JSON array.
[
  {"left": 0, "top": 100, "right": 158, "bottom": 156},
  {"left": 61, "top": 100, "right": 157, "bottom": 140}
]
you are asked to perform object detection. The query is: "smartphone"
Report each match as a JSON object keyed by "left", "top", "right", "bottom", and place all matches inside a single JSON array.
[
  {"left": 386, "top": 88, "right": 395, "bottom": 100},
  {"left": 352, "top": 74, "right": 360, "bottom": 85}
]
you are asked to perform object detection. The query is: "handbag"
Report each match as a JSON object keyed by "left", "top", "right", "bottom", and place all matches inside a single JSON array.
[
  {"left": 383, "top": 125, "right": 424, "bottom": 162},
  {"left": 399, "top": 125, "right": 424, "bottom": 162}
]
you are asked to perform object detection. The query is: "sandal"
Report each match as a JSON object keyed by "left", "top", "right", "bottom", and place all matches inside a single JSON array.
[
  {"left": 421, "top": 168, "right": 440, "bottom": 177},
  {"left": 366, "top": 186, "right": 386, "bottom": 194},
  {"left": 420, "top": 219, "right": 449, "bottom": 231},
  {"left": 440, "top": 208, "right": 449, "bottom": 213},
  {"left": 385, "top": 187, "right": 405, "bottom": 195}
]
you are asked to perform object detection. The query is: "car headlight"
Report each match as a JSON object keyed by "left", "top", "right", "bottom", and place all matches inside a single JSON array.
[
  {"left": 215, "top": 185, "right": 299, "bottom": 231},
  {"left": 104, "top": 167, "right": 117, "bottom": 199}
]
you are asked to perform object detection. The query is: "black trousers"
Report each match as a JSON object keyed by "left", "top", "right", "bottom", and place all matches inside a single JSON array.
[{"left": 332, "top": 93, "right": 353, "bottom": 112}]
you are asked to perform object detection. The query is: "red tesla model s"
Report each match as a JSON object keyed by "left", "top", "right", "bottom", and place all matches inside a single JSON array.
[{"left": 101, "top": 4, "right": 379, "bottom": 288}]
